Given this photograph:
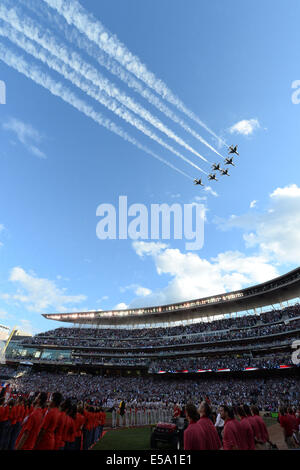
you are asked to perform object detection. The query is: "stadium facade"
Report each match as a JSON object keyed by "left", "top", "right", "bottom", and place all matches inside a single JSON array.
[
  {"left": 42, "top": 267, "right": 300, "bottom": 327},
  {"left": 2, "top": 268, "right": 300, "bottom": 378}
]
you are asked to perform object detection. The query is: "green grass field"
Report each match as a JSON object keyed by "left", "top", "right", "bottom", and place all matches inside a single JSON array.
[{"left": 93, "top": 426, "right": 153, "bottom": 451}]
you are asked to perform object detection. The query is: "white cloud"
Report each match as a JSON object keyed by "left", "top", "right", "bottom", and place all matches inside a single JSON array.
[
  {"left": 114, "top": 302, "right": 129, "bottom": 310},
  {"left": 135, "top": 286, "right": 152, "bottom": 297},
  {"left": 218, "top": 183, "right": 300, "bottom": 264},
  {"left": 229, "top": 118, "right": 260, "bottom": 136},
  {"left": 2, "top": 117, "right": 47, "bottom": 159},
  {"left": 17, "top": 318, "right": 34, "bottom": 336},
  {"left": 132, "top": 241, "right": 168, "bottom": 258},
  {"left": 128, "top": 242, "right": 277, "bottom": 308},
  {"left": 250, "top": 200, "right": 257, "bottom": 208},
  {"left": 3, "top": 267, "right": 86, "bottom": 313},
  {"left": 270, "top": 184, "right": 300, "bottom": 199},
  {"left": 121, "top": 284, "right": 152, "bottom": 297}
]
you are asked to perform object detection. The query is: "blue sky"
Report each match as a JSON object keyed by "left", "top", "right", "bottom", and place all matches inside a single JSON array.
[{"left": 0, "top": 0, "right": 300, "bottom": 334}]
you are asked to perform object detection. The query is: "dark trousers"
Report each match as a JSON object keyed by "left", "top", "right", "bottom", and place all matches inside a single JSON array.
[
  {"left": 74, "top": 435, "right": 82, "bottom": 451},
  {"left": 82, "top": 429, "right": 89, "bottom": 450},
  {"left": 9, "top": 422, "right": 21, "bottom": 450},
  {"left": 65, "top": 440, "right": 76, "bottom": 450},
  {"left": 0, "top": 421, "right": 4, "bottom": 449},
  {"left": 0, "top": 421, "right": 12, "bottom": 450}
]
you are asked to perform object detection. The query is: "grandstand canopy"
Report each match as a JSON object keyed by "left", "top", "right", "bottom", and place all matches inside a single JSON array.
[{"left": 43, "top": 267, "right": 300, "bottom": 327}]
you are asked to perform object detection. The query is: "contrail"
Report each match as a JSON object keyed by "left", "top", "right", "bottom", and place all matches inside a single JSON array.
[
  {"left": 42, "top": 0, "right": 228, "bottom": 147},
  {"left": 0, "top": 3, "right": 209, "bottom": 165},
  {"left": 18, "top": 0, "right": 225, "bottom": 160},
  {"left": 0, "top": 21, "right": 207, "bottom": 175},
  {"left": 0, "top": 42, "right": 196, "bottom": 181}
]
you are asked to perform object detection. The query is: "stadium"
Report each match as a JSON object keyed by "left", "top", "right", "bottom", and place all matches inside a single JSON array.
[{"left": 1, "top": 267, "right": 299, "bottom": 450}]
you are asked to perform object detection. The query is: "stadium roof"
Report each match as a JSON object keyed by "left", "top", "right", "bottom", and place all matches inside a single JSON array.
[{"left": 43, "top": 266, "right": 300, "bottom": 326}]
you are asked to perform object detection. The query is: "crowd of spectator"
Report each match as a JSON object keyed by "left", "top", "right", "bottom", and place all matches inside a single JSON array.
[
  {"left": 20, "top": 306, "right": 300, "bottom": 350},
  {"left": 2, "top": 369, "right": 299, "bottom": 412},
  {"left": 148, "top": 353, "right": 294, "bottom": 372}
]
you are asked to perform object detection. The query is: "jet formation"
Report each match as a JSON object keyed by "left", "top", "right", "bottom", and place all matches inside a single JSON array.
[{"left": 193, "top": 145, "right": 239, "bottom": 188}]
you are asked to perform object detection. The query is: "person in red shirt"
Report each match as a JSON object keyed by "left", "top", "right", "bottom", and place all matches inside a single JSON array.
[
  {"left": 34, "top": 392, "right": 63, "bottom": 450},
  {"left": 184, "top": 404, "right": 206, "bottom": 450},
  {"left": 278, "top": 406, "right": 297, "bottom": 449},
  {"left": 236, "top": 406, "right": 255, "bottom": 450},
  {"left": 99, "top": 407, "right": 106, "bottom": 440},
  {"left": 90, "top": 407, "right": 96, "bottom": 446},
  {"left": 86, "top": 405, "right": 94, "bottom": 448},
  {"left": 54, "top": 399, "right": 69, "bottom": 450},
  {"left": 74, "top": 405, "right": 85, "bottom": 450},
  {"left": 82, "top": 404, "right": 91, "bottom": 450},
  {"left": 220, "top": 405, "right": 244, "bottom": 450},
  {"left": 243, "top": 404, "right": 262, "bottom": 447},
  {"left": 287, "top": 407, "right": 299, "bottom": 438},
  {"left": 250, "top": 405, "right": 270, "bottom": 449},
  {"left": 64, "top": 404, "right": 77, "bottom": 450},
  {"left": 23, "top": 398, "right": 34, "bottom": 419},
  {"left": 197, "top": 401, "right": 221, "bottom": 450},
  {"left": 29, "top": 400, "right": 35, "bottom": 417},
  {"left": 9, "top": 396, "right": 24, "bottom": 450},
  {"left": 93, "top": 407, "right": 100, "bottom": 444},
  {"left": 0, "top": 397, "right": 10, "bottom": 450},
  {"left": 17, "top": 398, "right": 26, "bottom": 426},
  {"left": 15, "top": 392, "right": 47, "bottom": 451},
  {"left": 2, "top": 398, "right": 16, "bottom": 450}
]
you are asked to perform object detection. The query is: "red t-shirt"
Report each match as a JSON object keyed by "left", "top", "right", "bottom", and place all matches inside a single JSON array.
[
  {"left": 64, "top": 415, "right": 76, "bottom": 443},
  {"left": 184, "top": 421, "right": 206, "bottom": 450},
  {"left": 248, "top": 415, "right": 261, "bottom": 441},
  {"left": 223, "top": 418, "right": 244, "bottom": 450},
  {"left": 17, "top": 404, "right": 25, "bottom": 423},
  {"left": 100, "top": 411, "right": 106, "bottom": 426},
  {"left": 287, "top": 414, "right": 298, "bottom": 432},
  {"left": 252, "top": 415, "right": 269, "bottom": 443},
  {"left": 54, "top": 410, "right": 67, "bottom": 450},
  {"left": 34, "top": 407, "right": 60, "bottom": 450},
  {"left": 197, "top": 417, "right": 221, "bottom": 450},
  {"left": 87, "top": 412, "right": 94, "bottom": 431},
  {"left": 75, "top": 413, "right": 85, "bottom": 438},
  {"left": 9, "top": 405, "right": 18, "bottom": 425},
  {"left": 239, "top": 417, "right": 255, "bottom": 450},
  {"left": 0, "top": 405, "right": 9, "bottom": 422},
  {"left": 83, "top": 410, "right": 90, "bottom": 430},
  {"left": 15, "top": 408, "right": 44, "bottom": 450},
  {"left": 279, "top": 415, "right": 295, "bottom": 437}
]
